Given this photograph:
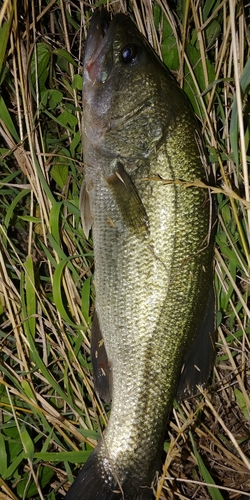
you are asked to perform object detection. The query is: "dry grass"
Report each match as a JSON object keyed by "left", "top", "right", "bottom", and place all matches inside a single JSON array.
[{"left": 0, "top": 0, "right": 249, "bottom": 499}]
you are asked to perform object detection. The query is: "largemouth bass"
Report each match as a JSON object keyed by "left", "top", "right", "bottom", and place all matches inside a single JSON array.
[{"left": 65, "top": 7, "right": 215, "bottom": 500}]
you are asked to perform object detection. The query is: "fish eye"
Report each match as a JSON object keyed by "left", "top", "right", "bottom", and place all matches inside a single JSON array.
[{"left": 121, "top": 44, "right": 138, "bottom": 64}]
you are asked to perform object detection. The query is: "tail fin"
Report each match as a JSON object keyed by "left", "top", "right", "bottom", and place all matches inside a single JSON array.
[{"left": 64, "top": 448, "right": 153, "bottom": 500}]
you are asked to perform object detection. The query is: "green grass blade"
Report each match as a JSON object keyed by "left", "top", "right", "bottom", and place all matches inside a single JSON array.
[
  {"left": 189, "top": 432, "right": 224, "bottom": 500},
  {"left": 23, "top": 256, "right": 36, "bottom": 338}
]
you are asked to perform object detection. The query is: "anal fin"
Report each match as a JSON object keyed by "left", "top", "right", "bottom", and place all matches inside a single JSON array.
[{"left": 91, "top": 312, "right": 112, "bottom": 403}]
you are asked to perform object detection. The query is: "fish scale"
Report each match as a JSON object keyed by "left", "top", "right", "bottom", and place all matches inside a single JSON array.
[{"left": 65, "top": 7, "right": 215, "bottom": 500}]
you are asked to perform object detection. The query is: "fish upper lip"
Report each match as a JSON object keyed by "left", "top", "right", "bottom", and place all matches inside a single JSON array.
[
  {"left": 88, "top": 6, "right": 110, "bottom": 40},
  {"left": 84, "top": 8, "right": 111, "bottom": 81}
]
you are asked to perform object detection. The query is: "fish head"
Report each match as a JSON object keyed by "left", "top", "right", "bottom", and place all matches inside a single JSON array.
[{"left": 83, "top": 7, "right": 171, "bottom": 160}]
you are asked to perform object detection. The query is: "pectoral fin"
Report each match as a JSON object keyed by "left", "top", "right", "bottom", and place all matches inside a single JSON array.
[
  {"left": 91, "top": 312, "right": 112, "bottom": 403},
  {"left": 176, "top": 284, "right": 216, "bottom": 401},
  {"left": 79, "top": 182, "right": 92, "bottom": 239},
  {"left": 106, "top": 161, "right": 149, "bottom": 236}
]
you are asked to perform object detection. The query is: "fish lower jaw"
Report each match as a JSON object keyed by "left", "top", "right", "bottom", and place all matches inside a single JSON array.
[{"left": 83, "top": 116, "right": 108, "bottom": 145}]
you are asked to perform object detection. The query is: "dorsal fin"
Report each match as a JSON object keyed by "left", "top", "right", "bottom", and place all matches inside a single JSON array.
[{"left": 176, "top": 284, "right": 216, "bottom": 401}]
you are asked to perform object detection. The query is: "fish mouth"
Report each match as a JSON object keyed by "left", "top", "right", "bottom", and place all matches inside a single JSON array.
[{"left": 84, "top": 7, "right": 112, "bottom": 83}]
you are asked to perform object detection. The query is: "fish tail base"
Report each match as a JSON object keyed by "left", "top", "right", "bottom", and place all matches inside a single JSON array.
[{"left": 64, "top": 449, "right": 154, "bottom": 500}]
